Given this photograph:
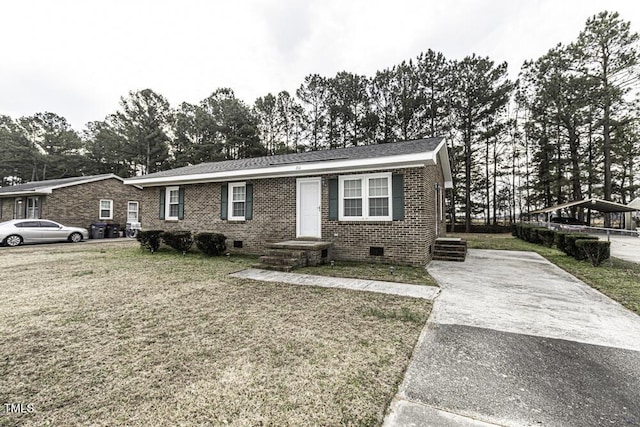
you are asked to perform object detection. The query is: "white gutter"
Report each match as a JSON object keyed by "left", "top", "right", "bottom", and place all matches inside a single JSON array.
[
  {"left": 432, "top": 139, "right": 454, "bottom": 188},
  {"left": 0, "top": 189, "right": 53, "bottom": 197}
]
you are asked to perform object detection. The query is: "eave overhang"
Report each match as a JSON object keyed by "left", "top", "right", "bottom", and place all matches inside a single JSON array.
[{"left": 125, "top": 148, "right": 452, "bottom": 188}]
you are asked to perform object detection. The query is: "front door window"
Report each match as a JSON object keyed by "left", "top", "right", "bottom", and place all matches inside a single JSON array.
[{"left": 14, "top": 198, "right": 25, "bottom": 219}]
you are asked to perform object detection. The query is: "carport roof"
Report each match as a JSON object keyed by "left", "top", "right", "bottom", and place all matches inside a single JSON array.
[{"left": 530, "top": 198, "right": 638, "bottom": 214}]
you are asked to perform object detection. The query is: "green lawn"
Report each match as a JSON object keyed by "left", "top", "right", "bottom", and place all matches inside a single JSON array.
[
  {"left": 0, "top": 243, "right": 430, "bottom": 426},
  {"left": 452, "top": 233, "right": 640, "bottom": 315}
]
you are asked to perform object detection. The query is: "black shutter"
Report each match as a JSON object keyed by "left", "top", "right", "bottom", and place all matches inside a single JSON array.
[
  {"left": 328, "top": 178, "right": 338, "bottom": 220},
  {"left": 178, "top": 187, "right": 185, "bottom": 220},
  {"left": 220, "top": 184, "right": 228, "bottom": 220},
  {"left": 159, "top": 187, "right": 165, "bottom": 220},
  {"left": 392, "top": 174, "right": 404, "bottom": 221},
  {"left": 245, "top": 183, "right": 253, "bottom": 220}
]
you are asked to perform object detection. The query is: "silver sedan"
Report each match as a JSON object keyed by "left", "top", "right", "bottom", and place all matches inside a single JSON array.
[{"left": 0, "top": 219, "right": 89, "bottom": 247}]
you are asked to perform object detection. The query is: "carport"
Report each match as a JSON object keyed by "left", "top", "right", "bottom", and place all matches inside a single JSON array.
[{"left": 530, "top": 198, "right": 639, "bottom": 235}]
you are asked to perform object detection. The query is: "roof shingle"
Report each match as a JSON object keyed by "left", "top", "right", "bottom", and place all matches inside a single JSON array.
[{"left": 141, "top": 137, "right": 444, "bottom": 179}]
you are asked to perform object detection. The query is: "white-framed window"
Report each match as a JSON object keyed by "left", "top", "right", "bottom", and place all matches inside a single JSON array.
[
  {"left": 127, "top": 201, "right": 139, "bottom": 222},
  {"left": 228, "top": 182, "right": 246, "bottom": 220},
  {"left": 166, "top": 186, "right": 180, "bottom": 220},
  {"left": 338, "top": 173, "right": 392, "bottom": 221},
  {"left": 99, "top": 199, "right": 113, "bottom": 220}
]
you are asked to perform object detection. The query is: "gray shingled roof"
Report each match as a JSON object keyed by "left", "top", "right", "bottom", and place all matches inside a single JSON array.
[
  {"left": 0, "top": 174, "right": 117, "bottom": 195},
  {"left": 141, "top": 137, "right": 444, "bottom": 179}
]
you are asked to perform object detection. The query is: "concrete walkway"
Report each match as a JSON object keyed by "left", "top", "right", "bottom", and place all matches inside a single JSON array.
[
  {"left": 229, "top": 268, "right": 439, "bottom": 300},
  {"left": 385, "top": 249, "right": 640, "bottom": 426}
]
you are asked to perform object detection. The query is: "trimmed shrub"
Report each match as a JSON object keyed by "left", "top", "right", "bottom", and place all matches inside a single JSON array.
[
  {"left": 528, "top": 227, "right": 542, "bottom": 244},
  {"left": 576, "top": 240, "right": 611, "bottom": 266},
  {"left": 468, "top": 224, "right": 512, "bottom": 234},
  {"left": 519, "top": 224, "right": 532, "bottom": 242},
  {"left": 522, "top": 226, "right": 547, "bottom": 244},
  {"left": 162, "top": 231, "right": 194, "bottom": 255},
  {"left": 554, "top": 231, "right": 573, "bottom": 253},
  {"left": 194, "top": 232, "right": 227, "bottom": 256},
  {"left": 514, "top": 223, "right": 527, "bottom": 239},
  {"left": 565, "top": 235, "right": 599, "bottom": 260},
  {"left": 537, "top": 228, "right": 556, "bottom": 248},
  {"left": 137, "top": 230, "right": 164, "bottom": 253}
]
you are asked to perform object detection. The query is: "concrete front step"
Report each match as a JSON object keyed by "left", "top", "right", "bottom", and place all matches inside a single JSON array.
[
  {"left": 258, "top": 255, "right": 304, "bottom": 267},
  {"left": 250, "top": 263, "right": 294, "bottom": 272},
  {"left": 262, "top": 249, "right": 308, "bottom": 258},
  {"left": 257, "top": 240, "right": 334, "bottom": 271},
  {"left": 265, "top": 240, "right": 332, "bottom": 251}
]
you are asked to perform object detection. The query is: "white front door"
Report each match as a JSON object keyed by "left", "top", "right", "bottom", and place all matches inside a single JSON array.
[{"left": 297, "top": 178, "right": 321, "bottom": 238}]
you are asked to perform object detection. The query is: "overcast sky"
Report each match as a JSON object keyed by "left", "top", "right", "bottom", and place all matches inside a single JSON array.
[{"left": 1, "top": 0, "right": 639, "bottom": 130}]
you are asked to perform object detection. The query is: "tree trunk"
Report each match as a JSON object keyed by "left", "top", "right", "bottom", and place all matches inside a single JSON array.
[
  {"left": 465, "top": 125, "right": 472, "bottom": 233},
  {"left": 485, "top": 138, "right": 490, "bottom": 225},
  {"left": 492, "top": 138, "right": 498, "bottom": 225},
  {"left": 568, "top": 124, "right": 582, "bottom": 202},
  {"left": 603, "top": 104, "right": 612, "bottom": 227}
]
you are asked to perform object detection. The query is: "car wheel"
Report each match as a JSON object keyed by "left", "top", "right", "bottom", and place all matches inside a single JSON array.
[
  {"left": 69, "top": 232, "right": 83, "bottom": 243},
  {"left": 4, "top": 235, "right": 23, "bottom": 247}
]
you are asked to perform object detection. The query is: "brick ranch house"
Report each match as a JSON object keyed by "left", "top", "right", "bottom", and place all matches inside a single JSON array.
[
  {"left": 0, "top": 174, "right": 142, "bottom": 229},
  {"left": 125, "top": 138, "right": 453, "bottom": 266}
]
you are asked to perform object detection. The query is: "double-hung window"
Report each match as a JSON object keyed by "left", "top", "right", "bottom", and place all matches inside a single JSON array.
[
  {"left": 166, "top": 187, "right": 180, "bottom": 220},
  {"left": 229, "top": 182, "right": 246, "bottom": 220},
  {"left": 127, "top": 201, "right": 139, "bottom": 222},
  {"left": 339, "top": 173, "right": 392, "bottom": 221},
  {"left": 99, "top": 199, "right": 113, "bottom": 220},
  {"left": 343, "top": 179, "right": 363, "bottom": 217},
  {"left": 368, "top": 177, "right": 389, "bottom": 217}
]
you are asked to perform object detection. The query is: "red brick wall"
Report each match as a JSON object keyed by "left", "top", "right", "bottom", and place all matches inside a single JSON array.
[
  {"left": 140, "top": 165, "right": 446, "bottom": 266},
  {"left": 41, "top": 178, "right": 143, "bottom": 228}
]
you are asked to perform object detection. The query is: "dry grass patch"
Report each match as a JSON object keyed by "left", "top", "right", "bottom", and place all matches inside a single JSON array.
[{"left": 0, "top": 244, "right": 430, "bottom": 426}]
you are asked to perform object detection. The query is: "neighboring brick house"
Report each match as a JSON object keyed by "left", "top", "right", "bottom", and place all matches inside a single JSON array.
[
  {"left": 125, "top": 138, "right": 452, "bottom": 265},
  {"left": 0, "top": 174, "right": 143, "bottom": 229}
]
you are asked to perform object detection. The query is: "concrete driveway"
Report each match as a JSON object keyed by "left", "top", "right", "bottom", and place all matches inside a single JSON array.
[
  {"left": 386, "top": 249, "right": 640, "bottom": 426},
  {"left": 598, "top": 235, "right": 640, "bottom": 264}
]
